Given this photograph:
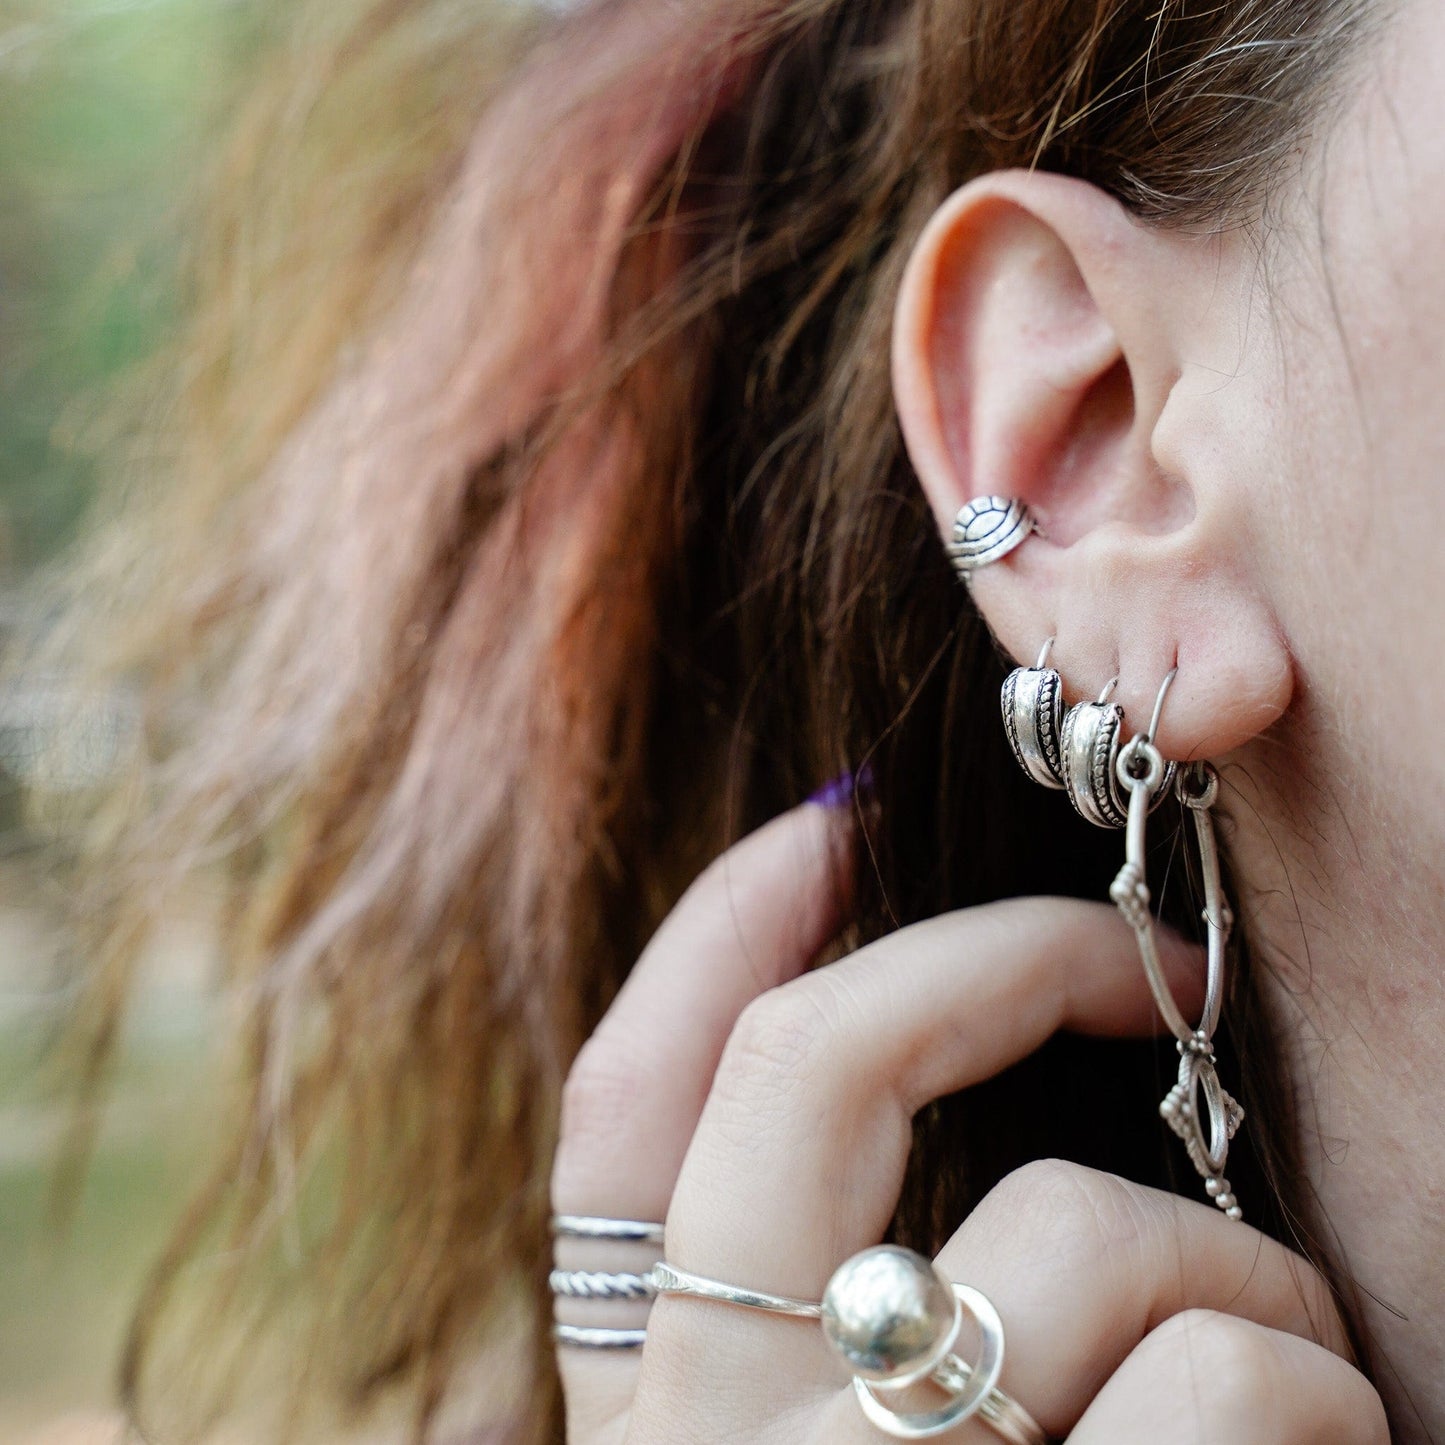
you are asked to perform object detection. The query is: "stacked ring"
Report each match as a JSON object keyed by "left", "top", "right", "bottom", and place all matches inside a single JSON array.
[{"left": 549, "top": 1215, "right": 665, "bottom": 1352}]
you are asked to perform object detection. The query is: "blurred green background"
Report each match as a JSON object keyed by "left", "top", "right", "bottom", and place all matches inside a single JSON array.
[{"left": 0, "top": 2, "right": 254, "bottom": 1437}]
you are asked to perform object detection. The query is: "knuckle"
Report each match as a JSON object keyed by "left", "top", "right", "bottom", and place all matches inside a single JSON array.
[
  {"left": 974, "top": 1160, "right": 1150, "bottom": 1270},
  {"left": 1139, "top": 1308, "right": 1277, "bottom": 1399},
  {"left": 714, "top": 984, "right": 839, "bottom": 1106},
  {"left": 557, "top": 1036, "right": 653, "bottom": 1150}
]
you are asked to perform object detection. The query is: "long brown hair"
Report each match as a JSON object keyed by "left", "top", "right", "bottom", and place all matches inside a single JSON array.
[{"left": 53, "top": 0, "right": 1377, "bottom": 1439}]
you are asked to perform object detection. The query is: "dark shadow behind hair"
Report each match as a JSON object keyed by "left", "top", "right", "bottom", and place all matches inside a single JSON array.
[{"left": 43, "top": 0, "right": 1380, "bottom": 1440}]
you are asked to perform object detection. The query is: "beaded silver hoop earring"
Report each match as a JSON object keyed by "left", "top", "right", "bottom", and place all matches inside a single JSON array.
[
  {"left": 1000, "top": 639, "right": 1065, "bottom": 789},
  {"left": 1058, "top": 679, "right": 1175, "bottom": 829},
  {"left": 1057, "top": 679, "right": 1127, "bottom": 827},
  {"left": 1111, "top": 671, "right": 1245, "bottom": 1219}
]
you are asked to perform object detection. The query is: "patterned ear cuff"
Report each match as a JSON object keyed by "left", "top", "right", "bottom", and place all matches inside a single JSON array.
[{"left": 945, "top": 496, "right": 1036, "bottom": 578}]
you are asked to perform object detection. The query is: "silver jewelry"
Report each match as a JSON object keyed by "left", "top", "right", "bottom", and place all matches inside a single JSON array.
[
  {"left": 1111, "top": 670, "right": 1245, "bottom": 1220},
  {"left": 552, "top": 1324, "right": 648, "bottom": 1350},
  {"left": 1058, "top": 678, "right": 1128, "bottom": 827},
  {"left": 1001, "top": 639, "right": 1065, "bottom": 789},
  {"left": 649, "top": 1261, "right": 822, "bottom": 1317},
  {"left": 550, "top": 1215, "right": 664, "bottom": 1352},
  {"left": 651, "top": 1245, "right": 1047, "bottom": 1442},
  {"left": 946, "top": 497, "right": 1036, "bottom": 578},
  {"left": 550, "top": 1268, "right": 657, "bottom": 1301},
  {"left": 1057, "top": 678, "right": 1175, "bottom": 830},
  {"left": 550, "top": 1214, "right": 665, "bottom": 1244}
]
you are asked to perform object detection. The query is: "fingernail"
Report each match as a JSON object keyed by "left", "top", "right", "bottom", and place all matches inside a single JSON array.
[{"left": 806, "top": 763, "right": 874, "bottom": 810}]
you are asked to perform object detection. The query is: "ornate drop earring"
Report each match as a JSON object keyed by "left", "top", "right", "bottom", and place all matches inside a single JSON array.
[{"left": 1111, "top": 671, "right": 1245, "bottom": 1220}]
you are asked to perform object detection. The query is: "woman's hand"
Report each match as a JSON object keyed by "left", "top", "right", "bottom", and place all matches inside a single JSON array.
[{"left": 550, "top": 800, "right": 1387, "bottom": 1443}]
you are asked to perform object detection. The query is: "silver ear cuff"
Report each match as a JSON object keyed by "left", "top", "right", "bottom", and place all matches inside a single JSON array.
[{"left": 946, "top": 497, "right": 1036, "bottom": 579}]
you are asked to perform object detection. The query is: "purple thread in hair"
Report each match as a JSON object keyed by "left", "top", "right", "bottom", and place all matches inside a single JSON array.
[{"left": 806, "top": 763, "right": 874, "bottom": 809}]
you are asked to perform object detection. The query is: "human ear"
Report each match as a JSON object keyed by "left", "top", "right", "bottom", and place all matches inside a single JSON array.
[{"left": 891, "top": 170, "right": 1291, "bottom": 760}]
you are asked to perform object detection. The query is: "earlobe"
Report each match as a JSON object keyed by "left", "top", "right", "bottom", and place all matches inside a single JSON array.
[{"left": 892, "top": 169, "right": 1292, "bottom": 760}]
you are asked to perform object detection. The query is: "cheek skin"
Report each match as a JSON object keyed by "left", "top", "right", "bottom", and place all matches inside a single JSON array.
[
  {"left": 1262, "top": 0, "right": 1445, "bottom": 844},
  {"left": 1218, "top": 7, "right": 1445, "bottom": 1434}
]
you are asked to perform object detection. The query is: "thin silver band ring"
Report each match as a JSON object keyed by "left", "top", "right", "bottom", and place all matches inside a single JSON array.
[
  {"left": 551, "top": 1214, "right": 665, "bottom": 1244},
  {"left": 649, "top": 1261, "right": 823, "bottom": 1318},
  {"left": 553, "top": 1323, "right": 648, "bottom": 1351}
]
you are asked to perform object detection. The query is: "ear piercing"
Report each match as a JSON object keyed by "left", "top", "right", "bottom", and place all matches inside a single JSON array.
[
  {"left": 1002, "top": 654, "right": 1174, "bottom": 830},
  {"left": 998, "top": 657, "right": 1246, "bottom": 1216}
]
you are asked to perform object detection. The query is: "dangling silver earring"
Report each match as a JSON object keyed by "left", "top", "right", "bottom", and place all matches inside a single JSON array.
[
  {"left": 1000, "top": 638, "right": 1065, "bottom": 789},
  {"left": 1110, "top": 670, "right": 1245, "bottom": 1220},
  {"left": 946, "top": 496, "right": 1035, "bottom": 579}
]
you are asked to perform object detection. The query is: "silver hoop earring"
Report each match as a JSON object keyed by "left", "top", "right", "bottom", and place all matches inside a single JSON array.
[
  {"left": 946, "top": 496, "right": 1035, "bottom": 579},
  {"left": 1111, "top": 670, "right": 1245, "bottom": 1220},
  {"left": 1058, "top": 679, "right": 1176, "bottom": 829},
  {"left": 1001, "top": 639, "right": 1065, "bottom": 789},
  {"left": 1057, "top": 679, "right": 1127, "bottom": 827}
]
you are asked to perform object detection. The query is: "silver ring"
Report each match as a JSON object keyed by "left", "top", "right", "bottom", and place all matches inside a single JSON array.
[
  {"left": 551, "top": 1214, "right": 665, "bottom": 1244},
  {"left": 550, "top": 1268, "right": 657, "bottom": 1301},
  {"left": 932, "top": 1347, "right": 1051, "bottom": 1445},
  {"left": 649, "top": 1261, "right": 822, "bottom": 1318},
  {"left": 648, "top": 1247, "right": 1048, "bottom": 1442},
  {"left": 552, "top": 1323, "right": 648, "bottom": 1351}
]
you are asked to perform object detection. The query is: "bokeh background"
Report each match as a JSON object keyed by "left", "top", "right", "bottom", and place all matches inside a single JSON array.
[{"left": 1, "top": 4, "right": 263, "bottom": 1438}]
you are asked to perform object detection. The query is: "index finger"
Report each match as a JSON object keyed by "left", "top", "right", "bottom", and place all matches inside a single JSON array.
[
  {"left": 659, "top": 897, "right": 1206, "bottom": 1296},
  {"left": 551, "top": 795, "right": 857, "bottom": 1225}
]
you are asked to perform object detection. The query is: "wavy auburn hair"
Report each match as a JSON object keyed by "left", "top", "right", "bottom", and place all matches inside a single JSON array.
[{"left": 58, "top": 0, "right": 1375, "bottom": 1439}]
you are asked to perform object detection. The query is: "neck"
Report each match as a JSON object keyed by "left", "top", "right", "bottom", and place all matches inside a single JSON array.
[{"left": 1228, "top": 706, "right": 1445, "bottom": 1444}]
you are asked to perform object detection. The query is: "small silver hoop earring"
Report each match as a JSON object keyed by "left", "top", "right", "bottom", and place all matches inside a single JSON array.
[
  {"left": 1111, "top": 669, "right": 1246, "bottom": 1220},
  {"left": 1058, "top": 678, "right": 1127, "bottom": 827},
  {"left": 1000, "top": 638, "right": 1065, "bottom": 789},
  {"left": 946, "top": 496, "right": 1035, "bottom": 578},
  {"left": 1058, "top": 678, "right": 1176, "bottom": 829}
]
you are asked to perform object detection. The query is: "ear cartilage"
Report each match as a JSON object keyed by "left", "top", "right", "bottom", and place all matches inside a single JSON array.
[{"left": 945, "top": 496, "right": 1035, "bottom": 578}]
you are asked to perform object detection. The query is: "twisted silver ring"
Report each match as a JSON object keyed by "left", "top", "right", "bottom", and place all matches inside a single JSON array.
[
  {"left": 550, "top": 1268, "right": 657, "bottom": 1301},
  {"left": 550, "top": 1215, "right": 664, "bottom": 1351}
]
